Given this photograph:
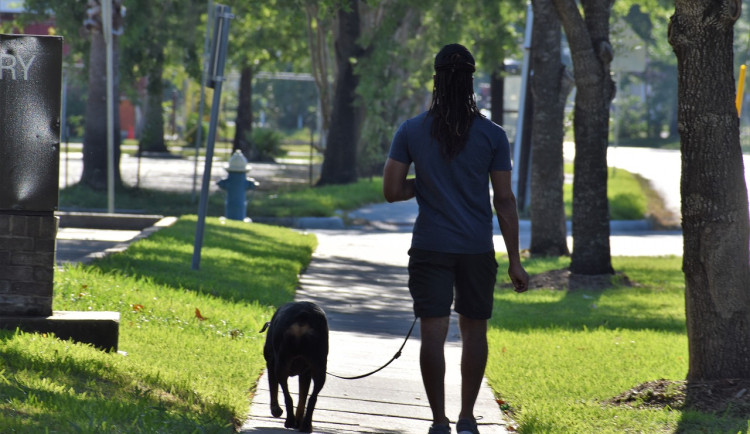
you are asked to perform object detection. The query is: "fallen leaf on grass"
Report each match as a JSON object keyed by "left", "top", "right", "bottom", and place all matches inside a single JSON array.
[
  {"left": 131, "top": 304, "right": 144, "bottom": 312},
  {"left": 195, "top": 308, "right": 207, "bottom": 321}
]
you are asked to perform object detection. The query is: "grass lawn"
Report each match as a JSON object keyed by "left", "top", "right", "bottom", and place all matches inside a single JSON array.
[
  {"left": 0, "top": 217, "right": 316, "bottom": 432},
  {"left": 5, "top": 227, "right": 742, "bottom": 432},
  {"left": 563, "top": 165, "right": 649, "bottom": 221},
  {"left": 4, "top": 159, "right": 688, "bottom": 431},
  {"left": 489, "top": 255, "right": 749, "bottom": 433},
  {"left": 59, "top": 177, "right": 385, "bottom": 219},
  {"left": 61, "top": 167, "right": 652, "bottom": 222},
  {"left": 249, "top": 177, "right": 383, "bottom": 218}
]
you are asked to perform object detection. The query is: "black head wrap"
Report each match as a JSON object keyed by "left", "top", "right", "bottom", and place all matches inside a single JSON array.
[{"left": 434, "top": 43, "right": 476, "bottom": 73}]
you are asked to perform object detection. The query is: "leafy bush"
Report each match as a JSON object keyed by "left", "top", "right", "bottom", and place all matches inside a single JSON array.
[{"left": 248, "top": 127, "right": 285, "bottom": 162}]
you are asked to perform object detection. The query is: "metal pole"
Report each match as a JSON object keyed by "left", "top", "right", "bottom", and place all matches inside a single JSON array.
[
  {"left": 61, "top": 68, "right": 68, "bottom": 189},
  {"left": 192, "top": 0, "right": 214, "bottom": 203},
  {"left": 64, "top": 125, "right": 69, "bottom": 189},
  {"left": 102, "top": 0, "right": 115, "bottom": 213},
  {"left": 192, "top": 4, "right": 233, "bottom": 270},
  {"left": 512, "top": 2, "right": 532, "bottom": 197}
]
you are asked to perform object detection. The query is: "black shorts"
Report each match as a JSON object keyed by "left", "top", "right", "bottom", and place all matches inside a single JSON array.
[{"left": 407, "top": 248, "right": 498, "bottom": 320}]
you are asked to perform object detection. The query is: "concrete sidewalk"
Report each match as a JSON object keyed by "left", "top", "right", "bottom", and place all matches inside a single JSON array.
[
  {"left": 240, "top": 204, "right": 683, "bottom": 434},
  {"left": 347, "top": 199, "right": 684, "bottom": 257},
  {"left": 240, "top": 231, "right": 513, "bottom": 434}
]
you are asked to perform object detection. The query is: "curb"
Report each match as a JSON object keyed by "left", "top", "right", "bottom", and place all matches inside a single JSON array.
[
  {"left": 55, "top": 210, "right": 657, "bottom": 235},
  {"left": 250, "top": 216, "right": 346, "bottom": 230}
]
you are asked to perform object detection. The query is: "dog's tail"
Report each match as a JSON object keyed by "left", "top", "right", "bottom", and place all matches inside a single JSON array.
[{"left": 259, "top": 321, "right": 270, "bottom": 333}]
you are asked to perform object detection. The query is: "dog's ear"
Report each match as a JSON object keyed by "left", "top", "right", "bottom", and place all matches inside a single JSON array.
[{"left": 259, "top": 322, "right": 270, "bottom": 333}]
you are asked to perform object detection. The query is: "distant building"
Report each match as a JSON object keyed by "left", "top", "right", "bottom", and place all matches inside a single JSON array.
[{"left": 0, "top": 0, "right": 56, "bottom": 37}]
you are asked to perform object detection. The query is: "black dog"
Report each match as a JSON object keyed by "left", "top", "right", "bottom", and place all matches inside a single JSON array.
[{"left": 260, "top": 301, "right": 329, "bottom": 432}]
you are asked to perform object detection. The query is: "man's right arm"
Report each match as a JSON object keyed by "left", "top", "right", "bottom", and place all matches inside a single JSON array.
[{"left": 383, "top": 158, "right": 415, "bottom": 203}]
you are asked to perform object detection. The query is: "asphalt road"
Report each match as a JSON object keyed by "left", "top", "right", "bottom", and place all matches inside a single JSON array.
[{"left": 58, "top": 147, "right": 319, "bottom": 194}]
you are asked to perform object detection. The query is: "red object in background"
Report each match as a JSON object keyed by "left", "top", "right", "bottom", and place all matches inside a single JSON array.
[{"left": 120, "top": 99, "right": 136, "bottom": 139}]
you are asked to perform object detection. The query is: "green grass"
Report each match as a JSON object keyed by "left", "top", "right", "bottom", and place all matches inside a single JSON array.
[
  {"left": 61, "top": 167, "right": 650, "bottom": 222},
  {"left": 249, "top": 177, "right": 384, "bottom": 217},
  {"left": 277, "top": 143, "right": 324, "bottom": 164},
  {"left": 59, "top": 183, "right": 227, "bottom": 216},
  {"left": 0, "top": 216, "right": 316, "bottom": 432},
  {"left": 59, "top": 177, "right": 385, "bottom": 219},
  {"left": 488, "top": 255, "right": 749, "bottom": 433},
  {"left": 607, "top": 167, "right": 649, "bottom": 220},
  {"left": 563, "top": 165, "right": 648, "bottom": 220},
  {"left": 3, "top": 211, "right": 745, "bottom": 431}
]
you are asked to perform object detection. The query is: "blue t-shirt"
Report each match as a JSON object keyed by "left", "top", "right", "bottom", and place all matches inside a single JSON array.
[{"left": 388, "top": 112, "right": 512, "bottom": 254}]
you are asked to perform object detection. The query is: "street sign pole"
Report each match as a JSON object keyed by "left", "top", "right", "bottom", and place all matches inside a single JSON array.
[
  {"left": 192, "top": 4, "right": 233, "bottom": 270},
  {"left": 192, "top": 0, "right": 215, "bottom": 203},
  {"left": 102, "top": 0, "right": 115, "bottom": 213}
]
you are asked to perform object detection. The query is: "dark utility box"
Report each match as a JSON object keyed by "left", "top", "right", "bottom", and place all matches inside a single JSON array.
[{"left": 0, "top": 34, "right": 63, "bottom": 212}]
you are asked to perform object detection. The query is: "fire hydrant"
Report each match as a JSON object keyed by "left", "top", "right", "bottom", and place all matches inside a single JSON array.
[{"left": 217, "top": 150, "right": 258, "bottom": 221}]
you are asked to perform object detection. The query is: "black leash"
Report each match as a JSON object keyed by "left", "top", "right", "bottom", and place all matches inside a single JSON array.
[{"left": 326, "top": 316, "right": 418, "bottom": 380}]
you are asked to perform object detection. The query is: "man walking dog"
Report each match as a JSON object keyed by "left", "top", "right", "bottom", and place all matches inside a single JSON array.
[{"left": 383, "top": 43, "right": 529, "bottom": 434}]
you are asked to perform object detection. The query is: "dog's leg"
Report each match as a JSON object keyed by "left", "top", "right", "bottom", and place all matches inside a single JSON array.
[
  {"left": 279, "top": 376, "right": 298, "bottom": 429},
  {"left": 267, "top": 362, "right": 283, "bottom": 418},
  {"left": 299, "top": 370, "right": 326, "bottom": 433},
  {"left": 295, "top": 371, "right": 311, "bottom": 429}
]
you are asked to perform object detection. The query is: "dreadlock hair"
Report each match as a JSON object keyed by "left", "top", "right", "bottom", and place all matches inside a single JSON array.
[{"left": 428, "top": 44, "right": 484, "bottom": 161}]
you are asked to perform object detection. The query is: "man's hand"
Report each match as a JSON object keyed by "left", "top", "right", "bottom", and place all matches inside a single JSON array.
[{"left": 508, "top": 263, "right": 529, "bottom": 293}]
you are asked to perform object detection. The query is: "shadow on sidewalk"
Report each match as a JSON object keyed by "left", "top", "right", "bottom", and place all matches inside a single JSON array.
[{"left": 296, "top": 255, "right": 418, "bottom": 338}]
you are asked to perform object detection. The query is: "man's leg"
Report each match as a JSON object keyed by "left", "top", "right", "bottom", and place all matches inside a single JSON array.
[
  {"left": 458, "top": 314, "right": 488, "bottom": 421},
  {"left": 420, "top": 315, "right": 451, "bottom": 426}
]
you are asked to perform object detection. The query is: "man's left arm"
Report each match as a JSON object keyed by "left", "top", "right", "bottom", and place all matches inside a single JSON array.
[{"left": 491, "top": 170, "right": 529, "bottom": 292}]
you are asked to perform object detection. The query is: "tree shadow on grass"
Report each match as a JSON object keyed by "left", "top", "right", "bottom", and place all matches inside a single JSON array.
[
  {"left": 606, "top": 377, "right": 750, "bottom": 433},
  {"left": 0, "top": 332, "right": 235, "bottom": 431},
  {"left": 493, "top": 268, "right": 686, "bottom": 334},
  {"left": 90, "top": 218, "right": 315, "bottom": 307},
  {"left": 677, "top": 379, "right": 750, "bottom": 433}
]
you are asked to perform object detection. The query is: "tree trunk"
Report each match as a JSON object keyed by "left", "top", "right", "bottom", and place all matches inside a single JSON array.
[
  {"left": 529, "top": 0, "right": 571, "bottom": 257},
  {"left": 552, "top": 0, "right": 614, "bottom": 274},
  {"left": 80, "top": 28, "right": 122, "bottom": 190},
  {"left": 233, "top": 65, "right": 253, "bottom": 160},
  {"left": 490, "top": 67, "right": 504, "bottom": 125},
  {"left": 669, "top": 0, "right": 750, "bottom": 381},
  {"left": 139, "top": 58, "right": 168, "bottom": 153},
  {"left": 304, "top": 4, "right": 333, "bottom": 150},
  {"left": 317, "top": 0, "right": 365, "bottom": 186}
]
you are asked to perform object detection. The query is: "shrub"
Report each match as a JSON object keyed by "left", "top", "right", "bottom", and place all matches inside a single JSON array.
[{"left": 248, "top": 127, "right": 285, "bottom": 162}]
